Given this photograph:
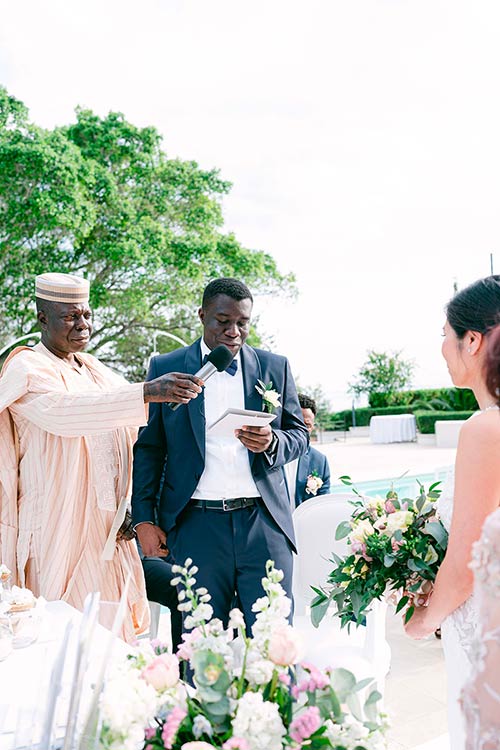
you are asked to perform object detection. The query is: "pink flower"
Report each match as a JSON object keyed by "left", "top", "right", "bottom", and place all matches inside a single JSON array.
[
  {"left": 177, "top": 627, "right": 202, "bottom": 660},
  {"left": 268, "top": 624, "right": 303, "bottom": 666},
  {"left": 391, "top": 538, "right": 403, "bottom": 553},
  {"left": 297, "top": 662, "right": 330, "bottom": 692},
  {"left": 289, "top": 706, "right": 321, "bottom": 743},
  {"left": 278, "top": 673, "right": 291, "bottom": 686},
  {"left": 162, "top": 707, "right": 187, "bottom": 749},
  {"left": 222, "top": 739, "right": 250, "bottom": 750},
  {"left": 142, "top": 652, "right": 180, "bottom": 690},
  {"left": 385, "top": 500, "right": 396, "bottom": 514},
  {"left": 145, "top": 727, "right": 156, "bottom": 740}
]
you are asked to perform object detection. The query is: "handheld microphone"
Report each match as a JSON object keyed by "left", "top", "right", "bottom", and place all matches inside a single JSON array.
[{"left": 168, "top": 344, "right": 234, "bottom": 411}]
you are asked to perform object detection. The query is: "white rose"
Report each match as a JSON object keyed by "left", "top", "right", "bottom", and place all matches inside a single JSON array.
[
  {"left": 265, "top": 390, "right": 281, "bottom": 409},
  {"left": 349, "top": 518, "right": 375, "bottom": 544},
  {"left": 385, "top": 510, "right": 414, "bottom": 536}
]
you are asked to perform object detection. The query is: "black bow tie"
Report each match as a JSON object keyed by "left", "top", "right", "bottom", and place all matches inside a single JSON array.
[{"left": 203, "top": 354, "right": 238, "bottom": 376}]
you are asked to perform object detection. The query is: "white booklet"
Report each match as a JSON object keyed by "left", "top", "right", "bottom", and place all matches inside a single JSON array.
[
  {"left": 208, "top": 407, "right": 276, "bottom": 437},
  {"left": 101, "top": 495, "right": 128, "bottom": 561}
]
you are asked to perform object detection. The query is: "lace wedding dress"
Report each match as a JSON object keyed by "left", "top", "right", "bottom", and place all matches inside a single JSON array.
[
  {"left": 461, "top": 507, "right": 500, "bottom": 749},
  {"left": 438, "top": 467, "right": 479, "bottom": 750}
]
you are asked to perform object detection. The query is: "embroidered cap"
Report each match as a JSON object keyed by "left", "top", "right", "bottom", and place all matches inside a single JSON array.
[{"left": 35, "top": 273, "right": 90, "bottom": 303}]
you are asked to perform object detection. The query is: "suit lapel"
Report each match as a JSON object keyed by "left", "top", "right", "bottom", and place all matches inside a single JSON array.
[
  {"left": 185, "top": 340, "right": 205, "bottom": 461},
  {"left": 240, "top": 345, "right": 263, "bottom": 467},
  {"left": 295, "top": 451, "right": 309, "bottom": 503}
]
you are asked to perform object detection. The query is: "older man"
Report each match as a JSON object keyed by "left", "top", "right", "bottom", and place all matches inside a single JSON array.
[
  {"left": 0, "top": 272, "right": 202, "bottom": 641},
  {"left": 132, "top": 277, "right": 308, "bottom": 630}
]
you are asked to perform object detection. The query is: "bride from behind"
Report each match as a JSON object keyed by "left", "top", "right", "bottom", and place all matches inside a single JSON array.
[
  {"left": 404, "top": 276, "right": 500, "bottom": 750},
  {"left": 462, "top": 324, "right": 500, "bottom": 749}
]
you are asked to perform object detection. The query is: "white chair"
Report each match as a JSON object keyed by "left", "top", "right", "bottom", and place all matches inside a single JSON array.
[
  {"left": 292, "top": 493, "right": 391, "bottom": 691},
  {"left": 148, "top": 601, "right": 162, "bottom": 640}
]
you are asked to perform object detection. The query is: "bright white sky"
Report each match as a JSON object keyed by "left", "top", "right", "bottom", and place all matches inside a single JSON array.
[{"left": 2, "top": 0, "right": 500, "bottom": 407}]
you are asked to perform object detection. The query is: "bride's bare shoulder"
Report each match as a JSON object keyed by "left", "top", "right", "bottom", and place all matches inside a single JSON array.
[{"left": 460, "top": 409, "right": 500, "bottom": 447}]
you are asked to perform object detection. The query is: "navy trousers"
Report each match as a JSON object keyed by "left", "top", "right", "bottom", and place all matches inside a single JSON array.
[{"left": 167, "top": 500, "right": 293, "bottom": 632}]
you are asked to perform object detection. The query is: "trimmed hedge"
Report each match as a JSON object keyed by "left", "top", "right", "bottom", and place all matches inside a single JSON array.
[
  {"left": 327, "top": 405, "right": 417, "bottom": 430},
  {"left": 414, "top": 410, "right": 474, "bottom": 434},
  {"left": 368, "top": 388, "right": 478, "bottom": 411}
]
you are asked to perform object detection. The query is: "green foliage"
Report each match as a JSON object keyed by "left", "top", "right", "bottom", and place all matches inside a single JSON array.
[
  {"left": 369, "top": 387, "right": 478, "bottom": 411},
  {"left": 0, "top": 87, "right": 294, "bottom": 378},
  {"left": 349, "top": 350, "right": 414, "bottom": 402},
  {"left": 312, "top": 483, "right": 448, "bottom": 629},
  {"left": 414, "top": 410, "right": 474, "bottom": 434}
]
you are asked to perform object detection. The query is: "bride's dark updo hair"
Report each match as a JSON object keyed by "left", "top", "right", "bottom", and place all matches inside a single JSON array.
[
  {"left": 486, "top": 326, "right": 500, "bottom": 404},
  {"left": 446, "top": 275, "right": 500, "bottom": 339}
]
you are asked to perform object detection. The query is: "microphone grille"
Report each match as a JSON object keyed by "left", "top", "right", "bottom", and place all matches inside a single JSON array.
[{"left": 207, "top": 345, "right": 234, "bottom": 372}]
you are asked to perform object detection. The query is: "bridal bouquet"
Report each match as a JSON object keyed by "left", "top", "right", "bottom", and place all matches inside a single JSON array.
[
  {"left": 99, "top": 560, "right": 388, "bottom": 750},
  {"left": 311, "top": 481, "right": 448, "bottom": 628}
]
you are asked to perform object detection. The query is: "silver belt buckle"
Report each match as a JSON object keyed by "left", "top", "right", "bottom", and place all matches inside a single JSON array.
[{"left": 222, "top": 498, "right": 234, "bottom": 511}]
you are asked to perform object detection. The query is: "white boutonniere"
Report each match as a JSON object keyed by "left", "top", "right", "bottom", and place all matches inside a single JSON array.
[
  {"left": 255, "top": 379, "right": 281, "bottom": 414},
  {"left": 305, "top": 470, "right": 324, "bottom": 496}
]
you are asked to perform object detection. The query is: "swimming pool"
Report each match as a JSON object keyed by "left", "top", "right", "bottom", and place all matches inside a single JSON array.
[{"left": 330, "top": 468, "right": 451, "bottom": 499}]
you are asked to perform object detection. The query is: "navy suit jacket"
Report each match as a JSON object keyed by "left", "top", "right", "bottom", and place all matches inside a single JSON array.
[
  {"left": 294, "top": 446, "right": 331, "bottom": 506},
  {"left": 131, "top": 340, "right": 309, "bottom": 550}
]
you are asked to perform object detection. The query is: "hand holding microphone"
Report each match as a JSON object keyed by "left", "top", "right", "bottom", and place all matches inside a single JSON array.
[
  {"left": 142, "top": 345, "right": 234, "bottom": 407},
  {"left": 168, "top": 344, "right": 234, "bottom": 410}
]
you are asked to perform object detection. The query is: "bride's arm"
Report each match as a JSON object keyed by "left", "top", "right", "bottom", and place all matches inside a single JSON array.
[{"left": 405, "top": 413, "right": 500, "bottom": 639}]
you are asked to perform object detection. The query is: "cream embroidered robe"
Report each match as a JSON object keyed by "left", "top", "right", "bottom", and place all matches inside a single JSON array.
[{"left": 0, "top": 343, "right": 150, "bottom": 642}]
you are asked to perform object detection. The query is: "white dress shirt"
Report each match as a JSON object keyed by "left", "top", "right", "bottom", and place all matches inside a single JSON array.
[
  {"left": 191, "top": 339, "right": 260, "bottom": 500},
  {"left": 284, "top": 458, "right": 299, "bottom": 510}
]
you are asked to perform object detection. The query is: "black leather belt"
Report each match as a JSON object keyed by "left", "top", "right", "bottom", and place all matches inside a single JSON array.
[{"left": 191, "top": 497, "right": 259, "bottom": 511}]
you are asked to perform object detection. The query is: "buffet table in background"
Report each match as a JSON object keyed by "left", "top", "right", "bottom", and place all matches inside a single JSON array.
[{"left": 369, "top": 414, "right": 417, "bottom": 444}]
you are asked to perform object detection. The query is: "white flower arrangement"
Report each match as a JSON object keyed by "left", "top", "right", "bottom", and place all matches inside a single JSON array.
[{"left": 99, "top": 560, "right": 388, "bottom": 750}]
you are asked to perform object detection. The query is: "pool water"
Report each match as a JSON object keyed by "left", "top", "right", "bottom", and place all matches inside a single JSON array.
[{"left": 331, "top": 468, "right": 451, "bottom": 499}]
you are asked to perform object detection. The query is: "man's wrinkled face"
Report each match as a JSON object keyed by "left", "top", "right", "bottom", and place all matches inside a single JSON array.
[
  {"left": 37, "top": 300, "right": 93, "bottom": 356},
  {"left": 199, "top": 294, "right": 252, "bottom": 356}
]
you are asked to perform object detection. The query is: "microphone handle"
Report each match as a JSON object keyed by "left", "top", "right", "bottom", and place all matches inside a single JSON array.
[{"left": 168, "top": 361, "right": 217, "bottom": 411}]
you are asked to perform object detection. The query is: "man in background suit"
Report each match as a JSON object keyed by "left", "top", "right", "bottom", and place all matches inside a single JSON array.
[
  {"left": 285, "top": 393, "right": 331, "bottom": 508},
  {"left": 132, "top": 278, "right": 308, "bottom": 629}
]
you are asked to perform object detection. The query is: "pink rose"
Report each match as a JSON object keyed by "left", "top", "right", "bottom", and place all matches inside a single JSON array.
[
  {"left": 268, "top": 623, "right": 303, "bottom": 666},
  {"left": 142, "top": 652, "right": 180, "bottom": 690}
]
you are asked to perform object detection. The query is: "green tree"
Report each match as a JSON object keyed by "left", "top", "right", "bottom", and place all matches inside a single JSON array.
[
  {"left": 0, "top": 88, "right": 294, "bottom": 377},
  {"left": 349, "top": 350, "right": 415, "bottom": 404}
]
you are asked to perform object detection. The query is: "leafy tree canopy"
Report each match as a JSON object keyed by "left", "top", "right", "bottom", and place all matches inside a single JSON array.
[
  {"left": 349, "top": 350, "right": 415, "bottom": 403},
  {"left": 0, "top": 87, "right": 294, "bottom": 377}
]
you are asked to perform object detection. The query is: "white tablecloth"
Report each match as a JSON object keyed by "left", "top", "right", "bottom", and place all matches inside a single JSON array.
[
  {"left": 0, "top": 600, "right": 129, "bottom": 749},
  {"left": 369, "top": 414, "right": 417, "bottom": 444}
]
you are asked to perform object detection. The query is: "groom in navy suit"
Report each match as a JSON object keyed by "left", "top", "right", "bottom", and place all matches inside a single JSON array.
[{"left": 132, "top": 278, "right": 308, "bottom": 629}]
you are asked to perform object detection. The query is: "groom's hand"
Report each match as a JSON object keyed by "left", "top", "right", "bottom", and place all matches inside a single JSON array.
[{"left": 236, "top": 424, "right": 273, "bottom": 453}]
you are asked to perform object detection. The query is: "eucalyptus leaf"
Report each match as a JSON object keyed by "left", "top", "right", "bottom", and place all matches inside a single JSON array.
[
  {"left": 335, "top": 520, "right": 352, "bottom": 540},
  {"left": 311, "top": 597, "right": 330, "bottom": 628}
]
